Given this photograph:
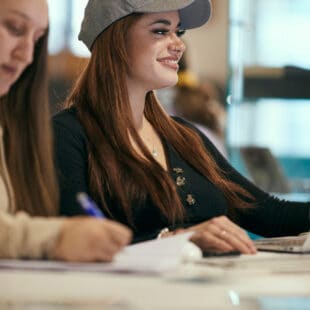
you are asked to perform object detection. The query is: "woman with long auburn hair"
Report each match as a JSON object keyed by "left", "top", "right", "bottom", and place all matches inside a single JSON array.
[
  {"left": 53, "top": 0, "right": 310, "bottom": 254},
  {"left": 0, "top": 0, "right": 131, "bottom": 261}
]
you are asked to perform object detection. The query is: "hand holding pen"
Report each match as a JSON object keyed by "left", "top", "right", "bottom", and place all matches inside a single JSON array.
[
  {"left": 76, "top": 192, "right": 106, "bottom": 218},
  {"left": 51, "top": 193, "right": 132, "bottom": 262}
]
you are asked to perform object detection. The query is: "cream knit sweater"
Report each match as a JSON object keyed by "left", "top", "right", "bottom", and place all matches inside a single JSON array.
[{"left": 0, "top": 126, "right": 64, "bottom": 259}]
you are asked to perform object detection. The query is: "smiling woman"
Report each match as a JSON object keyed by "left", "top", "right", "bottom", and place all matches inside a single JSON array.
[
  {"left": 53, "top": 0, "right": 310, "bottom": 255},
  {"left": 126, "top": 12, "right": 186, "bottom": 93},
  {"left": 0, "top": 0, "right": 132, "bottom": 261}
]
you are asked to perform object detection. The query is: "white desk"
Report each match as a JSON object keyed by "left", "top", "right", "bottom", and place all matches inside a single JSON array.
[{"left": 0, "top": 252, "right": 310, "bottom": 309}]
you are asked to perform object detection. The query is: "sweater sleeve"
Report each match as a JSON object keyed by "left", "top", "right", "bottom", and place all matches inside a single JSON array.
[
  {"left": 53, "top": 110, "right": 90, "bottom": 216},
  {"left": 0, "top": 211, "right": 64, "bottom": 259},
  {"left": 174, "top": 117, "right": 310, "bottom": 237}
]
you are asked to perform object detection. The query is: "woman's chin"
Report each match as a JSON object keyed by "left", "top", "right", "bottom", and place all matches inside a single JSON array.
[
  {"left": 0, "top": 84, "right": 11, "bottom": 97},
  {"left": 154, "top": 79, "right": 179, "bottom": 90}
]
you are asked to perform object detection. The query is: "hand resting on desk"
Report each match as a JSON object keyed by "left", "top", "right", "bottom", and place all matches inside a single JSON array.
[
  {"left": 158, "top": 216, "right": 256, "bottom": 255},
  {"left": 189, "top": 216, "right": 256, "bottom": 255},
  {"left": 52, "top": 218, "right": 132, "bottom": 262}
]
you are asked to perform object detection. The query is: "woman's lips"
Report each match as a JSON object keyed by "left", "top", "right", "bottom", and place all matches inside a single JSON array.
[
  {"left": 157, "top": 57, "right": 179, "bottom": 71},
  {"left": 2, "top": 64, "right": 18, "bottom": 76}
]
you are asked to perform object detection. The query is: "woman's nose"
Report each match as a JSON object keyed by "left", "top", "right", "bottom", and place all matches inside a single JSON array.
[
  {"left": 168, "top": 35, "right": 186, "bottom": 54},
  {"left": 13, "top": 36, "right": 34, "bottom": 65}
]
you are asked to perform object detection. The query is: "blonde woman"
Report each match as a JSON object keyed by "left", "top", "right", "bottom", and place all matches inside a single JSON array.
[{"left": 0, "top": 0, "right": 131, "bottom": 261}]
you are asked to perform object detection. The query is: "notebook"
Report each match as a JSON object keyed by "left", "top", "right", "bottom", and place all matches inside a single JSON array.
[{"left": 254, "top": 232, "right": 310, "bottom": 253}]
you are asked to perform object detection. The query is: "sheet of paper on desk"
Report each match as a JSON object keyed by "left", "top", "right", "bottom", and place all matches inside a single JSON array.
[{"left": 0, "top": 232, "right": 193, "bottom": 274}]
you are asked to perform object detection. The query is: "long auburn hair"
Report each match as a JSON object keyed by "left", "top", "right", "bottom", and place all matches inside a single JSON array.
[
  {"left": 0, "top": 32, "right": 59, "bottom": 216},
  {"left": 66, "top": 15, "right": 254, "bottom": 227}
]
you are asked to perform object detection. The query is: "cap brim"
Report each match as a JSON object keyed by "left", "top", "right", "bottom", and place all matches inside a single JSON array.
[
  {"left": 179, "top": 0, "right": 212, "bottom": 29},
  {"left": 136, "top": 0, "right": 211, "bottom": 29}
]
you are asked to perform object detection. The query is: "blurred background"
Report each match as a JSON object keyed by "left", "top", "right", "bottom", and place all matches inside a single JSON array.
[{"left": 47, "top": 0, "right": 310, "bottom": 198}]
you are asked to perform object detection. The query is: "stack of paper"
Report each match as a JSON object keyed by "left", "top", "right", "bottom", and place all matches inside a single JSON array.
[{"left": 0, "top": 232, "right": 194, "bottom": 274}]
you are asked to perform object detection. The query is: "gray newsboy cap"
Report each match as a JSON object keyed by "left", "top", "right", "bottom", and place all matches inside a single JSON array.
[{"left": 79, "top": 0, "right": 212, "bottom": 50}]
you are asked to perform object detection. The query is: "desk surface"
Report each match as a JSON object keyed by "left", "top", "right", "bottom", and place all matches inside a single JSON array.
[{"left": 0, "top": 252, "right": 309, "bottom": 310}]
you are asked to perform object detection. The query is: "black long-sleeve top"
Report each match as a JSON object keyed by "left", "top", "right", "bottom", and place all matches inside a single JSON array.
[{"left": 52, "top": 108, "right": 310, "bottom": 242}]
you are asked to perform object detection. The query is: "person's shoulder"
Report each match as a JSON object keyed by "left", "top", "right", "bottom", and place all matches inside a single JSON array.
[
  {"left": 53, "top": 106, "right": 78, "bottom": 124},
  {"left": 53, "top": 107, "right": 82, "bottom": 130},
  {"left": 171, "top": 116, "right": 219, "bottom": 150},
  {"left": 172, "top": 116, "right": 206, "bottom": 135},
  {"left": 171, "top": 115, "right": 195, "bottom": 128},
  {"left": 52, "top": 107, "right": 86, "bottom": 139}
]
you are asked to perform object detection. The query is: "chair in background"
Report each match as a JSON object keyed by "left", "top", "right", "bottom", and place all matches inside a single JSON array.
[{"left": 239, "top": 146, "right": 291, "bottom": 193}]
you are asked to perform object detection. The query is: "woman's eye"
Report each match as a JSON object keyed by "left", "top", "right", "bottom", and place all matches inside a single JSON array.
[
  {"left": 176, "top": 29, "right": 186, "bottom": 37},
  {"left": 6, "top": 22, "right": 24, "bottom": 36},
  {"left": 152, "top": 29, "right": 169, "bottom": 35}
]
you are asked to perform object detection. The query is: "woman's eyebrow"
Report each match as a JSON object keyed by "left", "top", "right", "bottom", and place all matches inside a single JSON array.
[
  {"left": 9, "top": 9, "right": 31, "bottom": 21},
  {"left": 148, "top": 19, "right": 181, "bottom": 27},
  {"left": 8, "top": 9, "right": 48, "bottom": 32}
]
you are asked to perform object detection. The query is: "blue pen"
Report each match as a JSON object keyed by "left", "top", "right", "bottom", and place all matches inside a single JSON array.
[{"left": 76, "top": 192, "right": 105, "bottom": 218}]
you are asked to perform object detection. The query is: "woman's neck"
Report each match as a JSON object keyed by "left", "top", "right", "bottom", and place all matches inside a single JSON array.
[{"left": 127, "top": 81, "right": 148, "bottom": 129}]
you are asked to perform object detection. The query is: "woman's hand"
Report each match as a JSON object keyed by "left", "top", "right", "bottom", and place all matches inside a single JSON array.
[
  {"left": 52, "top": 218, "right": 132, "bottom": 262},
  {"left": 188, "top": 216, "right": 256, "bottom": 254}
]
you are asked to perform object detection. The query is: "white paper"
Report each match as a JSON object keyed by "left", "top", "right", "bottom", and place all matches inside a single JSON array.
[{"left": 0, "top": 232, "right": 194, "bottom": 274}]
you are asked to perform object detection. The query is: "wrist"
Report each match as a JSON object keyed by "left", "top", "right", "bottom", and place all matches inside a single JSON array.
[{"left": 157, "top": 227, "right": 170, "bottom": 239}]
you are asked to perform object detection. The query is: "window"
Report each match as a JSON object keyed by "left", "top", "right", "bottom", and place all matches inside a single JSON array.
[
  {"left": 228, "top": 0, "right": 310, "bottom": 159},
  {"left": 47, "top": 0, "right": 90, "bottom": 57},
  {"left": 228, "top": 99, "right": 310, "bottom": 157},
  {"left": 230, "top": 0, "right": 310, "bottom": 68},
  {"left": 70, "top": 0, "right": 90, "bottom": 57},
  {"left": 47, "top": 0, "right": 67, "bottom": 54}
]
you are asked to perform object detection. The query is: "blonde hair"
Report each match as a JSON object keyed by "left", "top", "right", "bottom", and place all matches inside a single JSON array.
[{"left": 0, "top": 32, "right": 59, "bottom": 216}]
